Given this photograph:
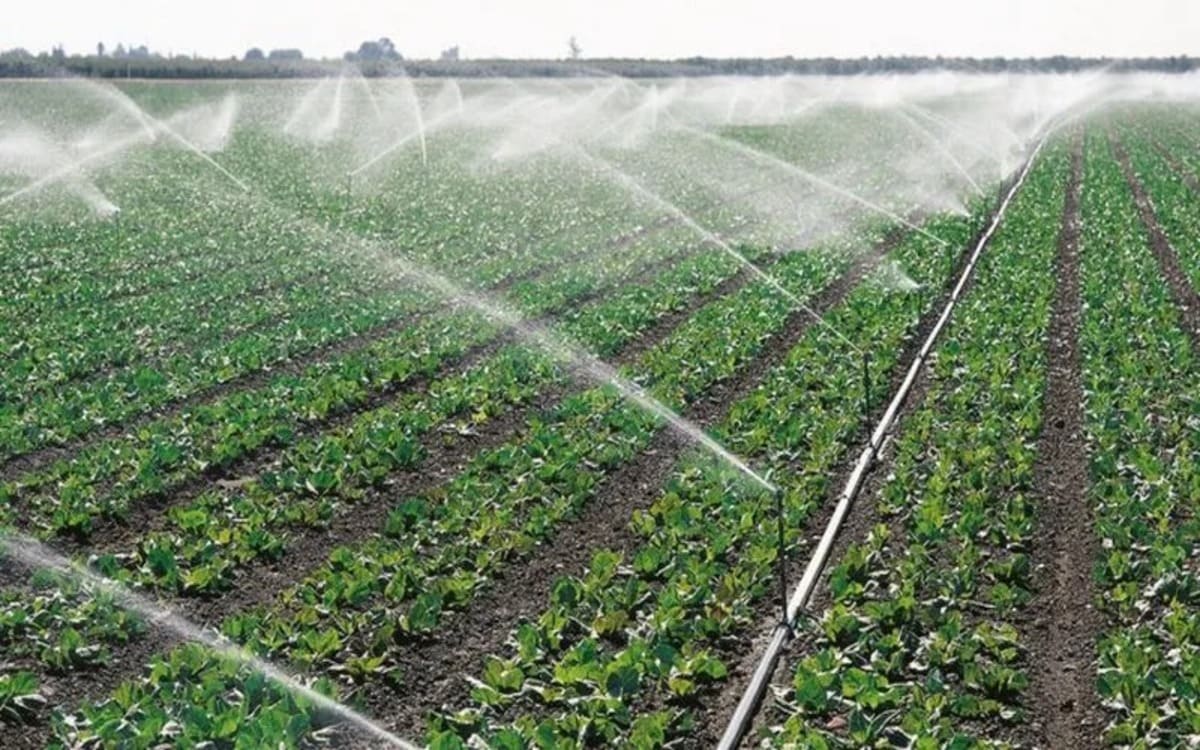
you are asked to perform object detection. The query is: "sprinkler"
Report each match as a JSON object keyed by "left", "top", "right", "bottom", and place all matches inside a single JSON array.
[
  {"left": 862, "top": 350, "right": 872, "bottom": 423},
  {"left": 774, "top": 486, "right": 789, "bottom": 629}
]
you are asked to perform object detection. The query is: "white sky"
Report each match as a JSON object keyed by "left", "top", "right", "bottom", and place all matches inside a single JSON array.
[{"left": 3, "top": 0, "right": 1197, "bottom": 61}]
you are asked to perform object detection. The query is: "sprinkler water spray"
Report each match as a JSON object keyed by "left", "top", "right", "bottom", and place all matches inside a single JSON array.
[{"left": 0, "top": 531, "right": 420, "bottom": 750}]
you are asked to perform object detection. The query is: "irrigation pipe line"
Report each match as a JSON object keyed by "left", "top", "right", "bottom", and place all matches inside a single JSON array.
[{"left": 716, "top": 134, "right": 1048, "bottom": 750}]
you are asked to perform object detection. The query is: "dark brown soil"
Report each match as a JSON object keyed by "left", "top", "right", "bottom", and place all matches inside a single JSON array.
[
  {"left": 1111, "top": 135, "right": 1200, "bottom": 349},
  {"left": 1016, "top": 136, "right": 1106, "bottom": 749}
]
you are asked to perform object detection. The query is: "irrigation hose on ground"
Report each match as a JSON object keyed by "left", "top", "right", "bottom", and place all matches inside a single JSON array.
[{"left": 716, "top": 135, "right": 1048, "bottom": 750}]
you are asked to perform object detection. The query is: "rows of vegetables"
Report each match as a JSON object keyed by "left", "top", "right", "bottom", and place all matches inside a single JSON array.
[
  {"left": 20, "top": 181, "right": 992, "bottom": 748},
  {"left": 758, "top": 115, "right": 1200, "bottom": 749},
  {"left": 35, "top": 203, "right": 884, "bottom": 748},
  {"left": 0, "top": 86, "right": 936, "bottom": 745},
  {"left": 10, "top": 87, "right": 1200, "bottom": 750},
  {"left": 0, "top": 215, "right": 772, "bottom": 540},
  {"left": 1079, "top": 127, "right": 1200, "bottom": 744},
  {"left": 759, "top": 139, "right": 1069, "bottom": 748},
  {"left": 0, "top": 194, "right": 791, "bottom": 741}
]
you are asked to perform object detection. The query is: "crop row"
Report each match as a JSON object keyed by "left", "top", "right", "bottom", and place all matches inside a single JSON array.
[
  {"left": 1115, "top": 122, "right": 1200, "bottom": 292},
  {"left": 1080, "top": 129, "right": 1200, "bottom": 745},
  {"left": 759, "top": 141, "right": 1069, "bottom": 747}
]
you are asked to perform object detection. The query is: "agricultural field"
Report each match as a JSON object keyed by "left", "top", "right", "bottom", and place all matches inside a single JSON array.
[{"left": 0, "top": 73, "right": 1199, "bottom": 750}]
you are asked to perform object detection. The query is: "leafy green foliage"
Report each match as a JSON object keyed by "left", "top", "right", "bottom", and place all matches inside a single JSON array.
[{"left": 1079, "top": 126, "right": 1200, "bottom": 746}]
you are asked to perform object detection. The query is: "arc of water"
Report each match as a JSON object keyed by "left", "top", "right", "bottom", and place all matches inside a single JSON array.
[
  {"left": 348, "top": 108, "right": 455, "bottom": 177},
  {"left": 780, "top": 95, "right": 826, "bottom": 124},
  {"left": 284, "top": 76, "right": 332, "bottom": 136},
  {"left": 584, "top": 95, "right": 659, "bottom": 144},
  {"left": 66, "top": 76, "right": 158, "bottom": 140},
  {"left": 892, "top": 108, "right": 985, "bottom": 197},
  {"left": 76, "top": 78, "right": 249, "bottom": 192},
  {"left": 2, "top": 87, "right": 252, "bottom": 210},
  {"left": 187, "top": 171, "right": 778, "bottom": 495},
  {"left": 0, "top": 532, "right": 420, "bottom": 750},
  {"left": 449, "top": 293, "right": 779, "bottom": 494},
  {"left": 649, "top": 84, "right": 659, "bottom": 132},
  {"left": 398, "top": 69, "right": 429, "bottom": 167},
  {"left": 904, "top": 103, "right": 1004, "bottom": 167},
  {"left": 0, "top": 127, "right": 150, "bottom": 207},
  {"left": 325, "top": 71, "right": 346, "bottom": 139},
  {"left": 352, "top": 69, "right": 384, "bottom": 121},
  {"left": 681, "top": 125, "right": 950, "bottom": 248},
  {"left": 308, "top": 209, "right": 777, "bottom": 494},
  {"left": 144, "top": 117, "right": 251, "bottom": 192},
  {"left": 571, "top": 145, "right": 864, "bottom": 356}
]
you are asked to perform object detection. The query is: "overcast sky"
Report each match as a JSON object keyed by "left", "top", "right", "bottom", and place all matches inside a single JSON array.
[{"left": 4, "top": 0, "right": 1197, "bottom": 61}]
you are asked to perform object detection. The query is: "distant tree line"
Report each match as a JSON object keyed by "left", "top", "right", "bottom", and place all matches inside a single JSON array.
[{"left": 1, "top": 47, "right": 1197, "bottom": 78}]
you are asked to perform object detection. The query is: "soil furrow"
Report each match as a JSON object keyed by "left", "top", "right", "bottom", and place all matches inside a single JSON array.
[
  {"left": 0, "top": 554, "right": 183, "bottom": 750},
  {"left": 1018, "top": 136, "right": 1105, "bottom": 749},
  {"left": 0, "top": 214, "right": 639, "bottom": 483}
]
